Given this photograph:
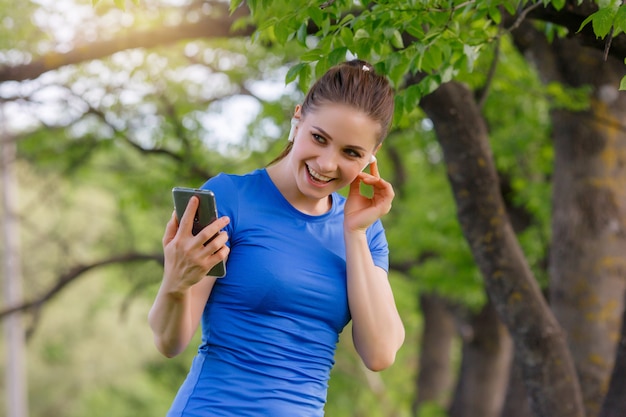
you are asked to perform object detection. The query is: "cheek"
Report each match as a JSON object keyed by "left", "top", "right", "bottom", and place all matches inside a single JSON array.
[
  {"left": 340, "top": 162, "right": 365, "bottom": 182},
  {"left": 290, "top": 140, "right": 313, "bottom": 159}
]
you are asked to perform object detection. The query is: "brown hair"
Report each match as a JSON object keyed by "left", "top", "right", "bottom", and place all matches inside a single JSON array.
[{"left": 269, "top": 59, "right": 395, "bottom": 165}]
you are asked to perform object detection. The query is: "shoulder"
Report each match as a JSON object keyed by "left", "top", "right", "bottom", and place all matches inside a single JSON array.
[
  {"left": 199, "top": 169, "right": 269, "bottom": 220},
  {"left": 200, "top": 169, "right": 265, "bottom": 198}
]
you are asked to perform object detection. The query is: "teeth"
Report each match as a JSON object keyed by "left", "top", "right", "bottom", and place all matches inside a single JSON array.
[{"left": 307, "top": 165, "right": 333, "bottom": 182}]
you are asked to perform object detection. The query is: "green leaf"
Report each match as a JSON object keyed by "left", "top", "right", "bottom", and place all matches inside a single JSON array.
[
  {"left": 340, "top": 27, "right": 353, "bottom": 47},
  {"left": 92, "top": 0, "right": 100, "bottom": 5},
  {"left": 615, "top": 5, "right": 626, "bottom": 33},
  {"left": 463, "top": 44, "right": 480, "bottom": 72},
  {"left": 422, "top": 75, "right": 442, "bottom": 96},
  {"left": 339, "top": 13, "right": 355, "bottom": 27},
  {"left": 440, "top": 65, "right": 456, "bottom": 83},
  {"left": 387, "top": 53, "right": 411, "bottom": 88},
  {"left": 230, "top": 0, "right": 245, "bottom": 14},
  {"left": 620, "top": 75, "right": 626, "bottom": 91},
  {"left": 501, "top": 0, "right": 518, "bottom": 15},
  {"left": 391, "top": 29, "right": 404, "bottom": 49},
  {"left": 404, "top": 84, "right": 422, "bottom": 108},
  {"left": 285, "top": 63, "right": 306, "bottom": 84},
  {"left": 329, "top": 46, "right": 348, "bottom": 66},
  {"left": 307, "top": 6, "right": 324, "bottom": 28},
  {"left": 257, "top": 16, "right": 278, "bottom": 32},
  {"left": 274, "top": 19, "right": 296, "bottom": 44},
  {"left": 300, "top": 49, "right": 323, "bottom": 62},
  {"left": 114, "top": 0, "right": 125, "bottom": 10},
  {"left": 298, "top": 63, "right": 312, "bottom": 92},
  {"left": 353, "top": 28, "right": 369, "bottom": 40},
  {"left": 488, "top": 7, "right": 502, "bottom": 24},
  {"left": 578, "top": 14, "right": 594, "bottom": 32},
  {"left": 296, "top": 22, "right": 308, "bottom": 46},
  {"left": 592, "top": 7, "right": 616, "bottom": 38}
]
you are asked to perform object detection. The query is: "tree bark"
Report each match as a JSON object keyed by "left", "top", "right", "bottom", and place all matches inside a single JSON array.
[
  {"left": 512, "top": 22, "right": 626, "bottom": 417},
  {"left": 412, "top": 294, "right": 456, "bottom": 416},
  {"left": 448, "top": 299, "right": 513, "bottom": 417},
  {"left": 419, "top": 80, "right": 584, "bottom": 417},
  {"left": 500, "top": 350, "right": 533, "bottom": 417},
  {"left": 598, "top": 290, "right": 626, "bottom": 417}
]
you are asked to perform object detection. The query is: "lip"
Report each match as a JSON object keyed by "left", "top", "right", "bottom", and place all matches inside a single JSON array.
[{"left": 305, "top": 164, "right": 335, "bottom": 187}]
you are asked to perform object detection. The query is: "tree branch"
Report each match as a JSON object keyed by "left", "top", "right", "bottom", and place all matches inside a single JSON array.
[
  {"left": 0, "top": 252, "right": 164, "bottom": 320},
  {"left": 0, "top": 3, "right": 253, "bottom": 83},
  {"left": 524, "top": 0, "right": 626, "bottom": 60}
]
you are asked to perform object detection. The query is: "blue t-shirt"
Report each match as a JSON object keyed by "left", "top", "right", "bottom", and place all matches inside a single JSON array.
[{"left": 167, "top": 169, "right": 389, "bottom": 417}]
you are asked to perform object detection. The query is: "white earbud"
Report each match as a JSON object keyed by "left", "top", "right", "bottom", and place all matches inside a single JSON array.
[
  {"left": 362, "top": 155, "right": 377, "bottom": 172},
  {"left": 288, "top": 118, "right": 298, "bottom": 142}
]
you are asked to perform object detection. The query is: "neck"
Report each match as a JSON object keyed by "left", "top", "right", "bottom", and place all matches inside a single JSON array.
[{"left": 266, "top": 163, "right": 332, "bottom": 216}]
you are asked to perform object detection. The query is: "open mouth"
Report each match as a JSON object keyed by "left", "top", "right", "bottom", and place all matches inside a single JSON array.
[{"left": 306, "top": 164, "right": 334, "bottom": 183}]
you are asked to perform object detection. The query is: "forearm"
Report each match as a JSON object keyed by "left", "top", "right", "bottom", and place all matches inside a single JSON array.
[
  {"left": 345, "top": 230, "right": 405, "bottom": 371},
  {"left": 148, "top": 278, "right": 196, "bottom": 358}
]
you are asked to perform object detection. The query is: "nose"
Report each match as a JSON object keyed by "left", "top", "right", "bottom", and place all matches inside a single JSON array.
[{"left": 316, "top": 148, "right": 339, "bottom": 173}]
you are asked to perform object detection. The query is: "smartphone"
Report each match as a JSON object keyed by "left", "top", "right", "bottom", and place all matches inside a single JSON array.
[{"left": 172, "top": 187, "right": 226, "bottom": 278}]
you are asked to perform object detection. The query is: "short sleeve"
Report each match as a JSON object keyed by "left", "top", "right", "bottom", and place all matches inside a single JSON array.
[
  {"left": 200, "top": 173, "right": 238, "bottom": 242},
  {"left": 366, "top": 219, "right": 389, "bottom": 272}
]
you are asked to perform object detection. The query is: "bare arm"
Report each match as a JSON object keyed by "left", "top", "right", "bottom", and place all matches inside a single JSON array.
[
  {"left": 345, "top": 231, "right": 404, "bottom": 371},
  {"left": 148, "top": 197, "right": 230, "bottom": 358},
  {"left": 344, "top": 161, "right": 405, "bottom": 371}
]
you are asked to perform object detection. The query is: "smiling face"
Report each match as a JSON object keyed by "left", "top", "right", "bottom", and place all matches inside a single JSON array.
[{"left": 272, "top": 103, "right": 380, "bottom": 213}]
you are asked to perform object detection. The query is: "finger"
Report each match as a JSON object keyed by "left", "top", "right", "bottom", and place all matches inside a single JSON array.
[
  {"left": 197, "top": 216, "right": 230, "bottom": 246},
  {"left": 348, "top": 174, "right": 363, "bottom": 198},
  {"left": 202, "top": 230, "right": 229, "bottom": 252},
  {"left": 162, "top": 210, "right": 179, "bottom": 246},
  {"left": 372, "top": 179, "right": 395, "bottom": 209},
  {"left": 204, "top": 245, "right": 230, "bottom": 276},
  {"left": 178, "top": 195, "right": 199, "bottom": 235},
  {"left": 369, "top": 159, "right": 380, "bottom": 178},
  {"left": 371, "top": 177, "right": 394, "bottom": 197}
]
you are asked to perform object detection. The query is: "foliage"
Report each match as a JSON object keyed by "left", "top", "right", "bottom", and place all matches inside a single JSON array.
[
  {"left": 237, "top": 0, "right": 626, "bottom": 96},
  {"left": 575, "top": 0, "right": 626, "bottom": 89},
  {"left": 2, "top": 0, "right": 618, "bottom": 415}
]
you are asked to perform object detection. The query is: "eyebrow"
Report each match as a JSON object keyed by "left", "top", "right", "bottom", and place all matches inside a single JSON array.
[{"left": 311, "top": 125, "right": 368, "bottom": 153}]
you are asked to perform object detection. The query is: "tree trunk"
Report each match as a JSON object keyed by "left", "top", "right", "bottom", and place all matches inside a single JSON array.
[
  {"left": 599, "top": 289, "right": 626, "bottom": 417},
  {"left": 501, "top": 348, "right": 533, "bottom": 417},
  {"left": 1, "top": 106, "right": 29, "bottom": 417},
  {"left": 412, "top": 294, "right": 456, "bottom": 416},
  {"left": 419, "top": 80, "right": 584, "bottom": 417},
  {"left": 448, "top": 299, "right": 513, "bottom": 417},
  {"left": 549, "top": 55, "right": 626, "bottom": 417},
  {"left": 512, "top": 21, "right": 626, "bottom": 417}
]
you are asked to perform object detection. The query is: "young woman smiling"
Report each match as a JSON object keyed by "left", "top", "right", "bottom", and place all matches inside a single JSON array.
[{"left": 149, "top": 59, "right": 405, "bottom": 417}]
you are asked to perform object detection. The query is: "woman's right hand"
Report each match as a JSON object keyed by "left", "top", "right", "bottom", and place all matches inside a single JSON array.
[{"left": 162, "top": 196, "right": 230, "bottom": 294}]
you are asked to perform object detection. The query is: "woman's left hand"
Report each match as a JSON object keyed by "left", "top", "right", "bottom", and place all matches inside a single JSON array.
[{"left": 344, "top": 160, "right": 395, "bottom": 232}]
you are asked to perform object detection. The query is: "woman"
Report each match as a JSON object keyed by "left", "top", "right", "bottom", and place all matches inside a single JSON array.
[{"left": 149, "top": 59, "right": 405, "bottom": 416}]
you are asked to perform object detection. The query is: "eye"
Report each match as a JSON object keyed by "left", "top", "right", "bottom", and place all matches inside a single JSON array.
[
  {"left": 312, "top": 133, "right": 326, "bottom": 144},
  {"left": 344, "top": 148, "right": 363, "bottom": 158}
]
